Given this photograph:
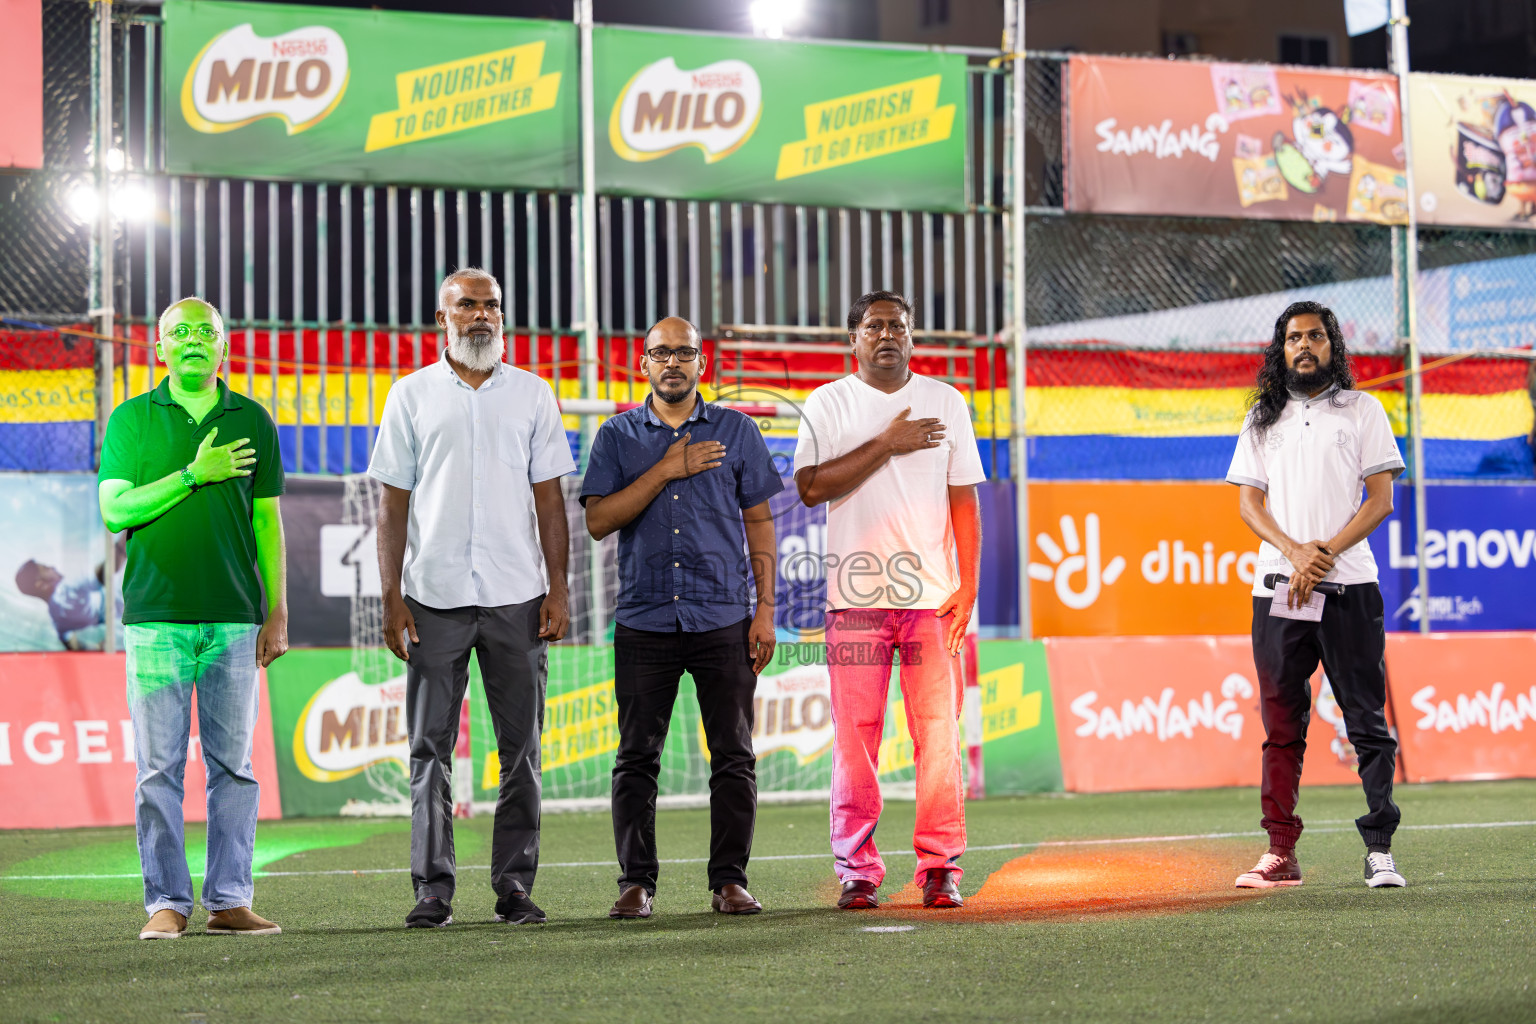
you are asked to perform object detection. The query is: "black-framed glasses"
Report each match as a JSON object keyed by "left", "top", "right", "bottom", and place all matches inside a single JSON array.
[
  {"left": 646, "top": 346, "right": 700, "bottom": 363},
  {"left": 167, "top": 323, "right": 221, "bottom": 340}
]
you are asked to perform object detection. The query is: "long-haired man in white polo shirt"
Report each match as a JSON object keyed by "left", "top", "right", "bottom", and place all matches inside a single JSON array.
[
  {"left": 369, "top": 268, "right": 574, "bottom": 928},
  {"left": 794, "top": 291, "right": 985, "bottom": 911},
  {"left": 1227, "top": 300, "right": 1406, "bottom": 891}
]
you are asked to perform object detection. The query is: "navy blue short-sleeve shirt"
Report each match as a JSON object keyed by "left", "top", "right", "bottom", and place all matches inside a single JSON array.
[{"left": 580, "top": 397, "right": 784, "bottom": 632}]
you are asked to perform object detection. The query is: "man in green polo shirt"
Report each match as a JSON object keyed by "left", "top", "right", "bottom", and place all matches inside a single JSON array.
[{"left": 98, "top": 297, "right": 289, "bottom": 940}]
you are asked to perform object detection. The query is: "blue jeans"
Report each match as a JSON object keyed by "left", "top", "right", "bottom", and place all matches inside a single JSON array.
[{"left": 125, "top": 622, "right": 262, "bottom": 917}]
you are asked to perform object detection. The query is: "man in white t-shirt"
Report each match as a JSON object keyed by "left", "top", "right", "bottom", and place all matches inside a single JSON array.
[
  {"left": 1226, "top": 300, "right": 1406, "bottom": 891},
  {"left": 793, "top": 291, "right": 985, "bottom": 911},
  {"left": 369, "top": 268, "right": 576, "bottom": 929}
]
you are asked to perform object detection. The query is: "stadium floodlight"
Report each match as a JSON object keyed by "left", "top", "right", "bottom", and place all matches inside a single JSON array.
[
  {"left": 749, "top": 0, "right": 802, "bottom": 39},
  {"left": 67, "top": 181, "right": 154, "bottom": 224}
]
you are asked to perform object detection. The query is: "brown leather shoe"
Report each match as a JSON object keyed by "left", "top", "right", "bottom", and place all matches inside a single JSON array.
[
  {"left": 711, "top": 884, "right": 762, "bottom": 915},
  {"left": 921, "top": 869, "right": 963, "bottom": 909},
  {"left": 609, "top": 885, "right": 654, "bottom": 919},
  {"left": 139, "top": 908, "right": 187, "bottom": 940},
  {"left": 206, "top": 906, "right": 282, "bottom": 935},
  {"left": 837, "top": 879, "right": 879, "bottom": 909}
]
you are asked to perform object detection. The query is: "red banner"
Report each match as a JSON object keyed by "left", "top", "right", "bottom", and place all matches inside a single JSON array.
[
  {"left": 1385, "top": 633, "right": 1536, "bottom": 783},
  {"left": 1067, "top": 55, "right": 1406, "bottom": 224},
  {"left": 1046, "top": 636, "right": 1370, "bottom": 794},
  {"left": 0, "top": 0, "right": 44, "bottom": 170},
  {"left": 0, "top": 653, "right": 283, "bottom": 829}
]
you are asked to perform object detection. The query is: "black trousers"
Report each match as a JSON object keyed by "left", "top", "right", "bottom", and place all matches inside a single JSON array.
[
  {"left": 1250, "top": 583, "right": 1400, "bottom": 849},
  {"left": 612, "top": 618, "right": 758, "bottom": 894},
  {"left": 404, "top": 594, "right": 547, "bottom": 903}
]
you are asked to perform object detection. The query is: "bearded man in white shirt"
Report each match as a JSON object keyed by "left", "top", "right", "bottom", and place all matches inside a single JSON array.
[
  {"left": 793, "top": 291, "right": 984, "bottom": 912},
  {"left": 1227, "top": 300, "right": 1406, "bottom": 891}
]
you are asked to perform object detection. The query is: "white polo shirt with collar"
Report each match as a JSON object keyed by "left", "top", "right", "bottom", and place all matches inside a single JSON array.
[
  {"left": 367, "top": 353, "right": 576, "bottom": 610},
  {"left": 1226, "top": 385, "right": 1405, "bottom": 598}
]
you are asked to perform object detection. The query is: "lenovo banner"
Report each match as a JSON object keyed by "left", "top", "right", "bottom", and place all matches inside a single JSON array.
[
  {"left": 163, "top": 0, "right": 576, "bottom": 189},
  {"left": 595, "top": 27, "right": 968, "bottom": 212},
  {"left": 1067, "top": 55, "right": 1406, "bottom": 224},
  {"left": 1045, "top": 636, "right": 1373, "bottom": 794},
  {"left": 1385, "top": 633, "right": 1536, "bottom": 783},
  {"left": 0, "top": 653, "right": 283, "bottom": 829}
]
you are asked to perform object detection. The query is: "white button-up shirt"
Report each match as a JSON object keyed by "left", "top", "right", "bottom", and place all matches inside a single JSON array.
[
  {"left": 1227, "top": 386, "right": 1404, "bottom": 597},
  {"left": 367, "top": 354, "right": 576, "bottom": 609}
]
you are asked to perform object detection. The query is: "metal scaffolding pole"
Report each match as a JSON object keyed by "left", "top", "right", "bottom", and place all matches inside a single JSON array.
[
  {"left": 1390, "top": 0, "right": 1431, "bottom": 634},
  {"left": 92, "top": 0, "right": 117, "bottom": 653},
  {"left": 1006, "top": 0, "right": 1030, "bottom": 641},
  {"left": 577, "top": 0, "right": 604, "bottom": 639}
]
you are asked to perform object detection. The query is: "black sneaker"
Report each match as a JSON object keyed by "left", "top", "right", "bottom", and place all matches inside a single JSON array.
[
  {"left": 494, "top": 890, "right": 547, "bottom": 924},
  {"left": 405, "top": 895, "right": 452, "bottom": 928},
  {"left": 1364, "top": 851, "right": 1406, "bottom": 888}
]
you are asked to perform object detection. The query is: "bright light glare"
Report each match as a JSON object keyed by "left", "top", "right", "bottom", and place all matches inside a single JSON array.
[
  {"left": 105, "top": 147, "right": 126, "bottom": 172},
  {"left": 749, "top": 0, "right": 802, "bottom": 39},
  {"left": 68, "top": 182, "right": 155, "bottom": 224}
]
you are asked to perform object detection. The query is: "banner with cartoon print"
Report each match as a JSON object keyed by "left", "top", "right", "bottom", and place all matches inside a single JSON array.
[
  {"left": 1409, "top": 72, "right": 1536, "bottom": 228},
  {"left": 1066, "top": 55, "right": 1407, "bottom": 225}
]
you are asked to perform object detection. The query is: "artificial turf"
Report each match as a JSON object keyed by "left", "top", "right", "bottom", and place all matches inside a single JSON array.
[{"left": 1, "top": 780, "right": 1532, "bottom": 1023}]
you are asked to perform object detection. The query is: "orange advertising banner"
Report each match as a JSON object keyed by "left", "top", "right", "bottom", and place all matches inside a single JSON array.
[
  {"left": 0, "top": 653, "right": 283, "bottom": 829},
  {"left": 1046, "top": 635, "right": 1370, "bottom": 794},
  {"left": 1067, "top": 55, "right": 1407, "bottom": 224},
  {"left": 1385, "top": 633, "right": 1536, "bottom": 783},
  {"left": 1028, "top": 482, "right": 1259, "bottom": 637}
]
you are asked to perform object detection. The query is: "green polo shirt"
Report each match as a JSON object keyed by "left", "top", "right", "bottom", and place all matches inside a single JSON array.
[{"left": 98, "top": 378, "right": 285, "bottom": 625}]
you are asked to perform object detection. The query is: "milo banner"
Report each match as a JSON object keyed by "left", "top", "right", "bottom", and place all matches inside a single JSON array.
[
  {"left": 264, "top": 641, "right": 1060, "bottom": 817},
  {"left": 1066, "top": 55, "right": 1407, "bottom": 224},
  {"left": 595, "top": 27, "right": 968, "bottom": 212},
  {"left": 1409, "top": 72, "right": 1536, "bottom": 229},
  {"left": 163, "top": 0, "right": 576, "bottom": 189}
]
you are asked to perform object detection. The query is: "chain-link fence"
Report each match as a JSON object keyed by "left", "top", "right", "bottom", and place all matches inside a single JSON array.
[{"left": 2, "top": 8, "right": 1534, "bottom": 481}]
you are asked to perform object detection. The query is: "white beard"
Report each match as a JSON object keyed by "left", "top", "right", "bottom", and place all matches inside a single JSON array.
[{"left": 445, "top": 322, "right": 506, "bottom": 373}]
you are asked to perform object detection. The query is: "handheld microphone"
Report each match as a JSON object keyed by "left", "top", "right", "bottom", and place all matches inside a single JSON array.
[{"left": 1264, "top": 573, "right": 1345, "bottom": 596}]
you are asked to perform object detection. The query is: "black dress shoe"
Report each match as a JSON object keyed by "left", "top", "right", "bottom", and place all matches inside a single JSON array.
[
  {"left": 922, "top": 869, "right": 963, "bottom": 909},
  {"left": 609, "top": 884, "right": 654, "bottom": 919},
  {"left": 711, "top": 884, "right": 762, "bottom": 915},
  {"left": 494, "top": 889, "right": 547, "bottom": 924},
  {"left": 837, "top": 879, "right": 879, "bottom": 909}
]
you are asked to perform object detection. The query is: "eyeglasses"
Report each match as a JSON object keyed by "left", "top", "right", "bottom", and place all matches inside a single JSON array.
[
  {"left": 646, "top": 346, "right": 700, "bottom": 363},
  {"left": 167, "top": 323, "right": 221, "bottom": 340},
  {"left": 858, "top": 320, "right": 910, "bottom": 335}
]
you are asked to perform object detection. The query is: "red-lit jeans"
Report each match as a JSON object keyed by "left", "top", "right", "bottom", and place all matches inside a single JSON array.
[{"left": 826, "top": 608, "right": 966, "bottom": 888}]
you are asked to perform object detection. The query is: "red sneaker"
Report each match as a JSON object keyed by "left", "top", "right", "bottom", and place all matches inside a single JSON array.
[{"left": 1235, "top": 851, "right": 1303, "bottom": 888}]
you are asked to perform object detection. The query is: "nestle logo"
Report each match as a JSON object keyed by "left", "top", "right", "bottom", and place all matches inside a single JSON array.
[
  {"left": 691, "top": 72, "right": 742, "bottom": 89},
  {"left": 270, "top": 38, "right": 329, "bottom": 58}
]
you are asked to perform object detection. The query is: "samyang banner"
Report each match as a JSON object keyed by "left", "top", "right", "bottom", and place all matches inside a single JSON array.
[
  {"left": 163, "top": 0, "right": 576, "bottom": 189},
  {"left": 595, "top": 27, "right": 968, "bottom": 212},
  {"left": 1409, "top": 72, "right": 1536, "bottom": 229},
  {"left": 1066, "top": 55, "right": 1407, "bottom": 225}
]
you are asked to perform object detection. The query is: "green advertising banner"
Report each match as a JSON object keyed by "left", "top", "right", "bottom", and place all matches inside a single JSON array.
[
  {"left": 595, "top": 27, "right": 969, "bottom": 212},
  {"left": 163, "top": 0, "right": 576, "bottom": 189},
  {"left": 264, "top": 641, "right": 1060, "bottom": 819}
]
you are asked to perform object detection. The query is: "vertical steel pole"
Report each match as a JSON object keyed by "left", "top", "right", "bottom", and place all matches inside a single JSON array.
[
  {"left": 293, "top": 184, "right": 305, "bottom": 472},
  {"left": 92, "top": 0, "right": 117, "bottom": 653},
  {"left": 340, "top": 185, "right": 353, "bottom": 473},
  {"left": 1008, "top": 0, "right": 1031, "bottom": 641},
  {"left": 318, "top": 183, "right": 329, "bottom": 473},
  {"left": 578, "top": 0, "right": 603, "bottom": 636},
  {"left": 1390, "top": 0, "right": 1430, "bottom": 634}
]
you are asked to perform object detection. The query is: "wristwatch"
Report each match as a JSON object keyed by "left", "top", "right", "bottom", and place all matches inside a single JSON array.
[{"left": 180, "top": 465, "right": 198, "bottom": 490}]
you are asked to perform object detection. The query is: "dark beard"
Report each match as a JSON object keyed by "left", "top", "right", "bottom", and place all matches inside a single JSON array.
[{"left": 1284, "top": 360, "right": 1336, "bottom": 395}]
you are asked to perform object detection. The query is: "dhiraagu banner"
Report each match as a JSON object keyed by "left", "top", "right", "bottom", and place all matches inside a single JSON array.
[
  {"left": 162, "top": 0, "right": 576, "bottom": 189},
  {"left": 595, "top": 27, "right": 968, "bottom": 212}
]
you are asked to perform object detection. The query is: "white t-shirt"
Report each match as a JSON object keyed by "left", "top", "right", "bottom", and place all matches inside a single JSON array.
[
  {"left": 1226, "top": 387, "right": 1404, "bottom": 597},
  {"left": 793, "top": 373, "right": 986, "bottom": 610},
  {"left": 368, "top": 354, "right": 576, "bottom": 609}
]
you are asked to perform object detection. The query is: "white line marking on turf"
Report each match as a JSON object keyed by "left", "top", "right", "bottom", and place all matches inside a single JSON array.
[
  {"left": 862, "top": 926, "right": 915, "bottom": 933},
  {"left": 4, "top": 819, "right": 1532, "bottom": 882}
]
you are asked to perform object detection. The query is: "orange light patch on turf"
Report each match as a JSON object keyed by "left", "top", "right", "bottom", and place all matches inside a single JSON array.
[{"left": 880, "top": 845, "right": 1266, "bottom": 921}]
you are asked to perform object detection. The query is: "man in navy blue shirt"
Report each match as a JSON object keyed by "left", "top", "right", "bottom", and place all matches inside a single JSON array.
[{"left": 581, "top": 316, "right": 782, "bottom": 919}]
